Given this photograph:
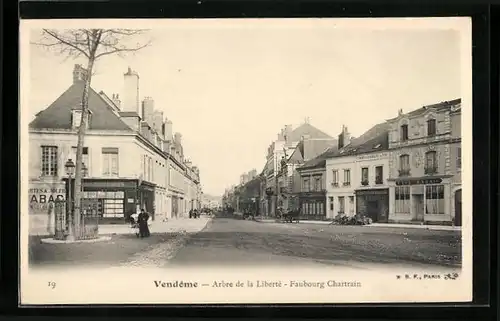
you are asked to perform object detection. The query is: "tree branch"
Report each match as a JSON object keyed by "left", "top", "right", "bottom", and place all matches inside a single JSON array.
[{"left": 40, "top": 29, "right": 91, "bottom": 58}]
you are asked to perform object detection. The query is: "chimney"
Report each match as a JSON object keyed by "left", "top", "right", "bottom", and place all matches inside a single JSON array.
[
  {"left": 343, "top": 126, "right": 351, "bottom": 146},
  {"left": 398, "top": 109, "right": 403, "bottom": 116},
  {"left": 284, "top": 124, "right": 293, "bottom": 143},
  {"left": 164, "top": 120, "right": 173, "bottom": 141},
  {"left": 112, "top": 94, "right": 121, "bottom": 110},
  {"left": 338, "top": 126, "right": 345, "bottom": 149},
  {"left": 142, "top": 97, "right": 154, "bottom": 125},
  {"left": 123, "top": 67, "right": 140, "bottom": 115},
  {"left": 174, "top": 132, "right": 182, "bottom": 144},
  {"left": 153, "top": 110, "right": 164, "bottom": 134},
  {"left": 73, "top": 64, "right": 88, "bottom": 84}
]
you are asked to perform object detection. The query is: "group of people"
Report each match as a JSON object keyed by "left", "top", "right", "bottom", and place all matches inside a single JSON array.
[
  {"left": 189, "top": 209, "right": 200, "bottom": 219},
  {"left": 130, "top": 209, "right": 151, "bottom": 238}
]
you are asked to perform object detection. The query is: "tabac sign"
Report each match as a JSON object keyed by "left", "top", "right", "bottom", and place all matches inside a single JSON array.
[{"left": 29, "top": 183, "right": 65, "bottom": 214}]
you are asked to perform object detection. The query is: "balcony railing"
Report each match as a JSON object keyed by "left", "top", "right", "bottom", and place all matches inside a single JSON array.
[
  {"left": 331, "top": 182, "right": 339, "bottom": 187},
  {"left": 343, "top": 182, "right": 351, "bottom": 186},
  {"left": 361, "top": 180, "right": 369, "bottom": 186},
  {"left": 375, "top": 177, "right": 383, "bottom": 185},
  {"left": 398, "top": 169, "right": 411, "bottom": 177},
  {"left": 424, "top": 166, "right": 438, "bottom": 175}
]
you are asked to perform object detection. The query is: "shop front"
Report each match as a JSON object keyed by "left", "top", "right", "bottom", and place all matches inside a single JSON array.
[
  {"left": 64, "top": 178, "right": 156, "bottom": 224},
  {"left": 355, "top": 188, "right": 389, "bottom": 223},
  {"left": 298, "top": 191, "right": 327, "bottom": 220},
  {"left": 388, "top": 176, "right": 453, "bottom": 225}
]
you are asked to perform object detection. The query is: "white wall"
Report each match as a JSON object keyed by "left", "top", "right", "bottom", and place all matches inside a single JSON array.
[
  {"left": 353, "top": 152, "right": 390, "bottom": 189},
  {"left": 325, "top": 155, "right": 356, "bottom": 218}
]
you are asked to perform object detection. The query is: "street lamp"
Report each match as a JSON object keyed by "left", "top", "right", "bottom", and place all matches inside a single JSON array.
[{"left": 65, "top": 159, "right": 76, "bottom": 240}]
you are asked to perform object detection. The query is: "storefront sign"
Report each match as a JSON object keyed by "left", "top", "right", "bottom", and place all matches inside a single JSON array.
[
  {"left": 356, "top": 153, "right": 388, "bottom": 161},
  {"left": 396, "top": 178, "right": 443, "bottom": 186},
  {"left": 29, "top": 185, "right": 65, "bottom": 214},
  {"left": 355, "top": 189, "right": 389, "bottom": 195},
  {"left": 83, "top": 180, "right": 136, "bottom": 189}
]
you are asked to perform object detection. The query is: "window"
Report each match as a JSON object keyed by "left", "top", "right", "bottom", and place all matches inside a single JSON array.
[
  {"left": 41, "top": 146, "right": 58, "bottom": 176},
  {"left": 314, "top": 177, "right": 322, "bottom": 191},
  {"left": 318, "top": 202, "right": 324, "bottom": 215},
  {"left": 71, "top": 147, "right": 89, "bottom": 176},
  {"left": 72, "top": 110, "right": 82, "bottom": 128},
  {"left": 349, "top": 196, "right": 354, "bottom": 215},
  {"left": 332, "top": 170, "right": 339, "bottom": 186},
  {"left": 427, "top": 119, "right": 436, "bottom": 136},
  {"left": 343, "top": 169, "right": 351, "bottom": 186},
  {"left": 400, "top": 124, "right": 409, "bottom": 141},
  {"left": 302, "top": 177, "right": 310, "bottom": 192},
  {"left": 375, "top": 166, "right": 383, "bottom": 184},
  {"left": 329, "top": 197, "right": 334, "bottom": 211},
  {"left": 102, "top": 148, "right": 119, "bottom": 177},
  {"left": 103, "top": 199, "right": 124, "bottom": 218},
  {"left": 425, "top": 185, "right": 445, "bottom": 214},
  {"left": 399, "top": 154, "right": 410, "bottom": 176},
  {"left": 338, "top": 197, "right": 345, "bottom": 213},
  {"left": 395, "top": 186, "right": 410, "bottom": 214},
  {"left": 361, "top": 167, "right": 369, "bottom": 185},
  {"left": 302, "top": 203, "right": 307, "bottom": 214},
  {"left": 457, "top": 147, "right": 462, "bottom": 170},
  {"left": 425, "top": 151, "right": 437, "bottom": 174}
]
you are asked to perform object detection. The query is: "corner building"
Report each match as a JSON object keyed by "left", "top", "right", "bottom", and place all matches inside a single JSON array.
[{"left": 386, "top": 99, "right": 462, "bottom": 226}]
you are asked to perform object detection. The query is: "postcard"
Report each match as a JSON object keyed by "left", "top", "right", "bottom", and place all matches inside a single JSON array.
[{"left": 20, "top": 17, "right": 472, "bottom": 305}]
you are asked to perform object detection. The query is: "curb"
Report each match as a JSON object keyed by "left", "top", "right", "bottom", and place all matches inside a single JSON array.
[{"left": 40, "top": 236, "right": 112, "bottom": 244}]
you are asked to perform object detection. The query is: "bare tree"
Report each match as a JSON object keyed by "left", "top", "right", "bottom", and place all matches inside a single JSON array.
[{"left": 33, "top": 29, "right": 151, "bottom": 241}]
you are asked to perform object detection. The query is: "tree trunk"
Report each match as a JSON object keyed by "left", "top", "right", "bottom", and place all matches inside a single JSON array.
[{"left": 72, "top": 55, "right": 95, "bottom": 239}]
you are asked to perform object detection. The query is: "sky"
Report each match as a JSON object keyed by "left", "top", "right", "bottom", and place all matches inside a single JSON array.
[{"left": 26, "top": 19, "right": 466, "bottom": 196}]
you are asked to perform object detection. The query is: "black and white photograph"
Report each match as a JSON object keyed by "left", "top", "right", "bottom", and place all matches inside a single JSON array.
[{"left": 20, "top": 18, "right": 472, "bottom": 305}]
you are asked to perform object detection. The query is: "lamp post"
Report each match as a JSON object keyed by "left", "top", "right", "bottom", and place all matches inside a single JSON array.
[{"left": 65, "top": 159, "right": 76, "bottom": 241}]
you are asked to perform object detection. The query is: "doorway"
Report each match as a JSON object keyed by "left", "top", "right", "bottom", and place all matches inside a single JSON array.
[
  {"left": 367, "top": 200, "right": 379, "bottom": 222},
  {"left": 454, "top": 189, "right": 462, "bottom": 226},
  {"left": 413, "top": 195, "right": 424, "bottom": 221}
]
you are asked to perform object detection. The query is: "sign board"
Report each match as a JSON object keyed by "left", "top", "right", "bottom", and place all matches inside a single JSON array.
[
  {"left": 29, "top": 183, "right": 65, "bottom": 215},
  {"left": 356, "top": 152, "right": 388, "bottom": 161},
  {"left": 395, "top": 178, "right": 443, "bottom": 186}
]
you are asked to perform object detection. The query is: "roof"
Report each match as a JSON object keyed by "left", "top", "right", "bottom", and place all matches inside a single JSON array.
[
  {"left": 288, "top": 122, "right": 333, "bottom": 141},
  {"left": 297, "top": 122, "right": 389, "bottom": 170},
  {"left": 387, "top": 98, "right": 461, "bottom": 121},
  {"left": 29, "top": 82, "right": 133, "bottom": 131}
]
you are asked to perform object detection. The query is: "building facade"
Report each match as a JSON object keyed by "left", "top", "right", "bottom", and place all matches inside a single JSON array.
[
  {"left": 28, "top": 64, "right": 201, "bottom": 234},
  {"left": 386, "top": 99, "right": 461, "bottom": 225}
]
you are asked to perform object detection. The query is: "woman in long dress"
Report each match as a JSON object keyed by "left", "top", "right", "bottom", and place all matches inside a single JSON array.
[{"left": 138, "top": 209, "right": 150, "bottom": 238}]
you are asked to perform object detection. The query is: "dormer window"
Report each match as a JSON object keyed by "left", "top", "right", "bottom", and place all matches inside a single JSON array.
[
  {"left": 427, "top": 118, "right": 436, "bottom": 136},
  {"left": 72, "top": 109, "right": 90, "bottom": 130}
]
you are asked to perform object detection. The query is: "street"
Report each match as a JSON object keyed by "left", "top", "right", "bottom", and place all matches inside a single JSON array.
[
  {"left": 29, "top": 213, "right": 461, "bottom": 270},
  {"left": 168, "top": 214, "right": 461, "bottom": 270}
]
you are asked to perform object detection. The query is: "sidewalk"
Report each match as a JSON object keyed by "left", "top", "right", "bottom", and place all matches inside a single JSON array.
[
  {"left": 255, "top": 218, "right": 461, "bottom": 231},
  {"left": 98, "top": 217, "right": 212, "bottom": 235}
]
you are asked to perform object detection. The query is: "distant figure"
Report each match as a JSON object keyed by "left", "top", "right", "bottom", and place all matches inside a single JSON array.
[
  {"left": 138, "top": 208, "right": 150, "bottom": 238},
  {"left": 189, "top": 209, "right": 194, "bottom": 218}
]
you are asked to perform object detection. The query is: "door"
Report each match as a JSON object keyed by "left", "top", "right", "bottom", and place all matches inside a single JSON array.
[
  {"left": 367, "top": 201, "right": 378, "bottom": 222},
  {"left": 413, "top": 195, "right": 424, "bottom": 221},
  {"left": 454, "top": 189, "right": 462, "bottom": 226}
]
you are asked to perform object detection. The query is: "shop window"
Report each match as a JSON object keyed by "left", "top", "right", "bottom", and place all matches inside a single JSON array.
[
  {"left": 338, "top": 196, "right": 345, "bottom": 214},
  {"left": 343, "top": 169, "right": 351, "bottom": 186},
  {"left": 395, "top": 186, "right": 411, "bottom": 214},
  {"left": 41, "top": 146, "right": 58, "bottom": 176},
  {"left": 425, "top": 151, "right": 438, "bottom": 175},
  {"left": 103, "top": 199, "right": 124, "bottom": 218},
  {"left": 400, "top": 124, "right": 408, "bottom": 141},
  {"left": 361, "top": 168, "right": 369, "bottom": 185},
  {"left": 427, "top": 118, "right": 437, "bottom": 136},
  {"left": 302, "top": 203, "right": 307, "bottom": 214},
  {"left": 425, "top": 185, "right": 445, "bottom": 214},
  {"left": 399, "top": 154, "right": 410, "bottom": 176},
  {"left": 375, "top": 166, "right": 383, "bottom": 184},
  {"left": 332, "top": 170, "right": 339, "bottom": 186},
  {"left": 102, "top": 148, "right": 119, "bottom": 177}
]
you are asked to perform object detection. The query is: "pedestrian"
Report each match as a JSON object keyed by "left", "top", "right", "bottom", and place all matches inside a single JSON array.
[
  {"left": 138, "top": 208, "right": 150, "bottom": 238},
  {"left": 189, "top": 209, "right": 193, "bottom": 218}
]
